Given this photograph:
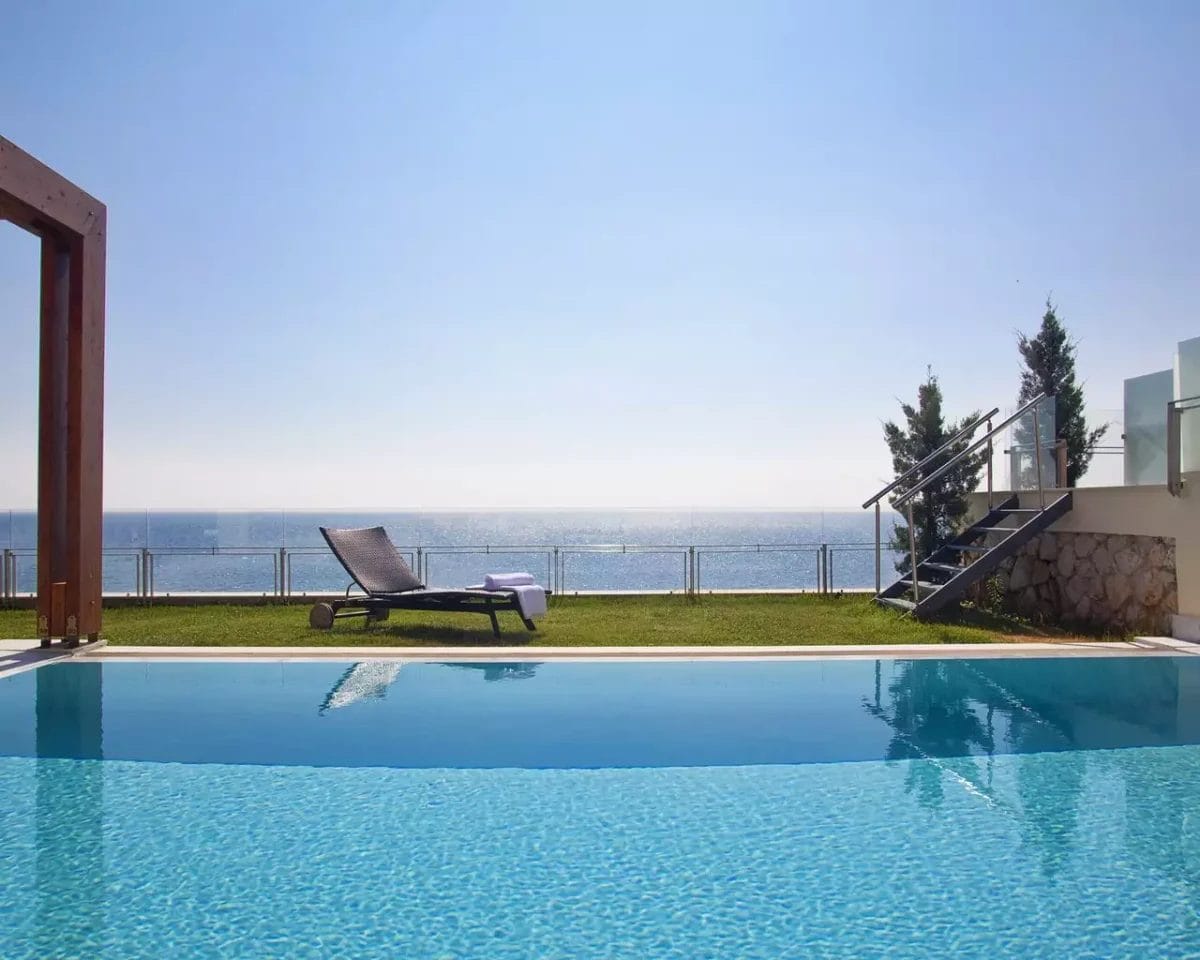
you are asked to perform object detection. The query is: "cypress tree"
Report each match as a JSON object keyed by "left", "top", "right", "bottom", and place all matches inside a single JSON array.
[
  {"left": 884, "top": 372, "right": 987, "bottom": 573},
  {"left": 1016, "top": 300, "right": 1107, "bottom": 487}
]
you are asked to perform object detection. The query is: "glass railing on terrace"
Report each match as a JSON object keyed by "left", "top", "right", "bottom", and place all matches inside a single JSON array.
[
  {"left": 1168, "top": 395, "right": 1200, "bottom": 495},
  {"left": 1003, "top": 397, "right": 1058, "bottom": 493},
  {"left": 1000, "top": 402, "right": 1122, "bottom": 490},
  {"left": 0, "top": 509, "right": 908, "bottom": 600}
]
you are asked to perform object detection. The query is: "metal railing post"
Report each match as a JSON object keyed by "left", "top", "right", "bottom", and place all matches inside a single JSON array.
[
  {"left": 986, "top": 417, "right": 994, "bottom": 509},
  {"left": 1032, "top": 401, "right": 1046, "bottom": 509},
  {"left": 907, "top": 502, "right": 920, "bottom": 604},
  {"left": 1, "top": 549, "right": 9, "bottom": 602},
  {"left": 1168, "top": 401, "right": 1183, "bottom": 496},
  {"left": 873, "top": 503, "right": 881, "bottom": 594},
  {"left": 141, "top": 548, "right": 150, "bottom": 601}
]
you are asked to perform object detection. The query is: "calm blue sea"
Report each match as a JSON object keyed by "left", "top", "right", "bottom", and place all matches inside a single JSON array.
[
  {"left": 1, "top": 656, "right": 1198, "bottom": 958},
  {"left": 0, "top": 510, "right": 905, "bottom": 594}
]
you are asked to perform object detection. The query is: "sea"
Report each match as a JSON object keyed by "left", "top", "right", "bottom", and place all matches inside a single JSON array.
[{"left": 1, "top": 510, "right": 906, "bottom": 596}]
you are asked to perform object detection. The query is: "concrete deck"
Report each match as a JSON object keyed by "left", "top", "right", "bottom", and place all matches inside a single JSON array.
[{"left": 0, "top": 637, "right": 107, "bottom": 677}]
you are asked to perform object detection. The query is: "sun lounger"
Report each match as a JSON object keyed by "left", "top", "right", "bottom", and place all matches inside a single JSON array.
[{"left": 309, "top": 526, "right": 546, "bottom": 638}]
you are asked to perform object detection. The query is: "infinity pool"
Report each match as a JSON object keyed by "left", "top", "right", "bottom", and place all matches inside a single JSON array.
[{"left": 1, "top": 656, "right": 1199, "bottom": 958}]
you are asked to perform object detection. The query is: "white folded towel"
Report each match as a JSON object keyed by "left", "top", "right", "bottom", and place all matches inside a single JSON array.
[
  {"left": 510, "top": 583, "right": 547, "bottom": 620},
  {"left": 484, "top": 572, "right": 535, "bottom": 590}
]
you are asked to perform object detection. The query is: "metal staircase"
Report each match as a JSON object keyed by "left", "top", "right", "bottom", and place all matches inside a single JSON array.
[{"left": 863, "top": 394, "right": 1074, "bottom": 619}]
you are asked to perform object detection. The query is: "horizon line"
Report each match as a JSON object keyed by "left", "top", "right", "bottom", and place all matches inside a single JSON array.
[{"left": 2, "top": 504, "right": 881, "bottom": 514}]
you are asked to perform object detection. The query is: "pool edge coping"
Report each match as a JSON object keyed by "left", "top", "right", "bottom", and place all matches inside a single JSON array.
[
  {"left": 4, "top": 637, "right": 1198, "bottom": 675},
  {"left": 69, "top": 636, "right": 1200, "bottom": 661}
]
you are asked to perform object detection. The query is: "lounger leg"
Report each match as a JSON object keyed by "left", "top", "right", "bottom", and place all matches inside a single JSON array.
[
  {"left": 488, "top": 605, "right": 501, "bottom": 638},
  {"left": 521, "top": 617, "right": 537, "bottom": 632}
]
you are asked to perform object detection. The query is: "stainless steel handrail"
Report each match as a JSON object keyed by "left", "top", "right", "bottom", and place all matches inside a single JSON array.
[
  {"left": 861, "top": 407, "right": 999, "bottom": 510},
  {"left": 861, "top": 405, "right": 999, "bottom": 596},
  {"left": 893, "top": 393, "right": 1048, "bottom": 509}
]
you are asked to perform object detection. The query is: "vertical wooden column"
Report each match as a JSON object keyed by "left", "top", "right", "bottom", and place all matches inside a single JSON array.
[
  {"left": 71, "top": 221, "right": 107, "bottom": 643},
  {"left": 1, "top": 136, "right": 106, "bottom": 648},
  {"left": 36, "top": 225, "right": 105, "bottom": 647},
  {"left": 38, "top": 240, "right": 71, "bottom": 642}
]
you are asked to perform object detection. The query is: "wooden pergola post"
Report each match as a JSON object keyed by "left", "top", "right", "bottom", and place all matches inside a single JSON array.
[{"left": 0, "top": 137, "right": 106, "bottom": 648}]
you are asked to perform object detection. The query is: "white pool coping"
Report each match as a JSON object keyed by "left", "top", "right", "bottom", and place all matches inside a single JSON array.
[
  {"left": 0, "top": 637, "right": 109, "bottom": 678},
  {"left": 2, "top": 635, "right": 1197, "bottom": 674}
]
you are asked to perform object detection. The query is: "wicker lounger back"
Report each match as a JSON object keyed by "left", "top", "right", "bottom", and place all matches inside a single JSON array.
[{"left": 320, "top": 526, "right": 424, "bottom": 594}]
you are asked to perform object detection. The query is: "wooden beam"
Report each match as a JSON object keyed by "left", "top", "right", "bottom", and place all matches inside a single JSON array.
[
  {"left": 0, "top": 136, "right": 104, "bottom": 238},
  {"left": 2, "top": 134, "right": 107, "bottom": 645}
]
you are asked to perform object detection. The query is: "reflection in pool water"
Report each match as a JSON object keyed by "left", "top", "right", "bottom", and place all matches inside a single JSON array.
[
  {"left": 1, "top": 655, "right": 1198, "bottom": 958},
  {"left": 5, "top": 656, "right": 1197, "bottom": 769}
]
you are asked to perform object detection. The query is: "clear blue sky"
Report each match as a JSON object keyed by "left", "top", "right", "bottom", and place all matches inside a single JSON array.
[{"left": 1, "top": 1, "right": 1198, "bottom": 509}]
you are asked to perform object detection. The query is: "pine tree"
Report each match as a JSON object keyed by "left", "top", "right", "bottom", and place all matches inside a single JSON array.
[
  {"left": 884, "top": 372, "right": 987, "bottom": 573},
  {"left": 1016, "top": 300, "right": 1107, "bottom": 487}
]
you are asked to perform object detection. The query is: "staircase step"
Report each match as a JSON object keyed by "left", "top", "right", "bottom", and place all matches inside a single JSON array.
[
  {"left": 903, "top": 492, "right": 1072, "bottom": 618},
  {"left": 997, "top": 508, "right": 1042, "bottom": 514},
  {"left": 973, "top": 526, "right": 1020, "bottom": 534},
  {"left": 920, "top": 562, "right": 963, "bottom": 574},
  {"left": 879, "top": 597, "right": 916, "bottom": 612},
  {"left": 898, "top": 579, "right": 943, "bottom": 591},
  {"left": 942, "top": 544, "right": 992, "bottom": 552}
]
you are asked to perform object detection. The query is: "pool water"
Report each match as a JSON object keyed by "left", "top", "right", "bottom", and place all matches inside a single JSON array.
[{"left": 1, "top": 657, "right": 1199, "bottom": 958}]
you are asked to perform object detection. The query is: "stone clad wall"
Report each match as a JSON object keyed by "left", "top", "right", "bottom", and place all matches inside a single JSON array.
[
  {"left": 968, "top": 480, "right": 1200, "bottom": 637},
  {"left": 990, "top": 532, "right": 1177, "bottom": 635}
]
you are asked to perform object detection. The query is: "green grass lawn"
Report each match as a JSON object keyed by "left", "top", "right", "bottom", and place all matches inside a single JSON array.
[{"left": 0, "top": 595, "right": 1095, "bottom": 647}]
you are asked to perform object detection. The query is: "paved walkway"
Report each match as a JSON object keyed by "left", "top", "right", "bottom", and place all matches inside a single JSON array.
[{"left": 0, "top": 637, "right": 107, "bottom": 677}]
